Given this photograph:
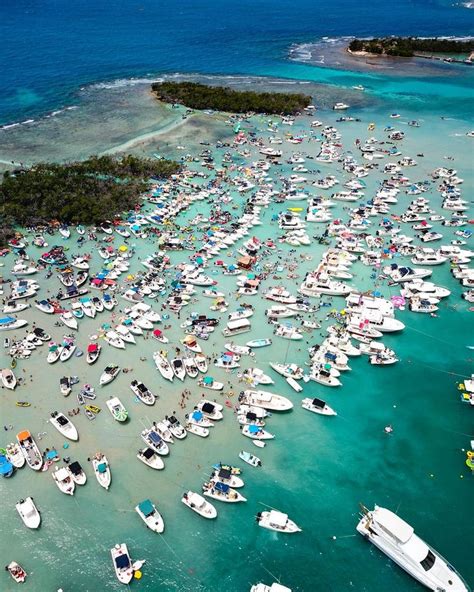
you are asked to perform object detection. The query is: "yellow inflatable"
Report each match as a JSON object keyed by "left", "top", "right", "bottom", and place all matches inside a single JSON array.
[{"left": 134, "top": 570, "right": 142, "bottom": 580}]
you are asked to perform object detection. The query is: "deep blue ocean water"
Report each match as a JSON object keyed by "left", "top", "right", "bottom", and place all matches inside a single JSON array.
[{"left": 1, "top": 0, "right": 474, "bottom": 124}]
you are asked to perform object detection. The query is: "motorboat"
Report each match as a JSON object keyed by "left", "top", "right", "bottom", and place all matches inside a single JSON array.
[
  {"left": 256, "top": 510, "right": 301, "bottom": 533},
  {"left": 202, "top": 480, "right": 247, "bottom": 503},
  {"left": 239, "top": 450, "right": 262, "bottom": 467},
  {"left": 86, "top": 343, "right": 101, "bottom": 364},
  {"left": 196, "top": 400, "right": 224, "bottom": 420},
  {"left": 104, "top": 331, "right": 125, "bottom": 349},
  {"left": 251, "top": 583, "right": 292, "bottom": 592},
  {"left": 50, "top": 411, "right": 79, "bottom": 441},
  {"left": 163, "top": 415, "right": 187, "bottom": 440},
  {"left": 153, "top": 351, "right": 174, "bottom": 381},
  {"left": 302, "top": 397, "right": 337, "bottom": 416},
  {"left": 135, "top": 498, "right": 165, "bottom": 533},
  {"left": 247, "top": 338, "right": 272, "bottom": 348},
  {"left": 67, "top": 460, "right": 87, "bottom": 485},
  {"left": 106, "top": 397, "right": 129, "bottom": 422},
  {"left": 181, "top": 491, "right": 217, "bottom": 519},
  {"left": 0, "top": 316, "right": 28, "bottom": 331},
  {"left": 241, "top": 390, "right": 293, "bottom": 411},
  {"left": 130, "top": 380, "right": 156, "bottom": 405},
  {"left": 52, "top": 466, "right": 75, "bottom": 495},
  {"left": 16, "top": 497, "right": 41, "bottom": 529},
  {"left": 16, "top": 430, "right": 43, "bottom": 471},
  {"left": 6, "top": 561, "right": 27, "bottom": 583},
  {"left": 137, "top": 447, "right": 165, "bottom": 470},
  {"left": 1, "top": 368, "right": 17, "bottom": 390},
  {"left": 357, "top": 505, "right": 470, "bottom": 592},
  {"left": 99, "top": 365, "right": 121, "bottom": 386},
  {"left": 5, "top": 442, "right": 25, "bottom": 468},
  {"left": 141, "top": 428, "right": 169, "bottom": 455},
  {"left": 185, "top": 422, "right": 209, "bottom": 437},
  {"left": 110, "top": 543, "right": 133, "bottom": 584},
  {"left": 60, "top": 312, "right": 78, "bottom": 330},
  {"left": 91, "top": 453, "right": 111, "bottom": 490}
]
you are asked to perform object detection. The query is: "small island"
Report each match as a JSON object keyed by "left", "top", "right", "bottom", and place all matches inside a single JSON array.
[
  {"left": 348, "top": 37, "right": 474, "bottom": 59},
  {"left": 0, "top": 154, "right": 180, "bottom": 245},
  {"left": 151, "top": 81, "right": 312, "bottom": 115}
]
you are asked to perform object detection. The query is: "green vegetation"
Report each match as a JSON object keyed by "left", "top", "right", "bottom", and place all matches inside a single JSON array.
[
  {"left": 0, "top": 155, "right": 180, "bottom": 235},
  {"left": 151, "top": 81, "right": 312, "bottom": 115},
  {"left": 348, "top": 37, "right": 474, "bottom": 58}
]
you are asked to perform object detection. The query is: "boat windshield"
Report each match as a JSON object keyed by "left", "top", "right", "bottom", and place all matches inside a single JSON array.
[{"left": 420, "top": 549, "right": 436, "bottom": 571}]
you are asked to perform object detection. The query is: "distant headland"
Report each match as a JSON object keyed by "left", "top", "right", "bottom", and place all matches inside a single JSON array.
[{"left": 347, "top": 37, "right": 474, "bottom": 64}]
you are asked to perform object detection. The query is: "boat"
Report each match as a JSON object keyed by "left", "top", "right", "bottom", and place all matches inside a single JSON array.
[
  {"left": 0, "top": 454, "right": 14, "bottom": 478},
  {"left": 91, "top": 453, "right": 111, "bottom": 490},
  {"left": 202, "top": 480, "right": 247, "bottom": 503},
  {"left": 16, "top": 431, "right": 43, "bottom": 471},
  {"left": 52, "top": 466, "right": 75, "bottom": 495},
  {"left": 135, "top": 498, "right": 165, "bottom": 533},
  {"left": 197, "top": 400, "right": 224, "bottom": 420},
  {"left": 181, "top": 491, "right": 217, "bottom": 519},
  {"left": 110, "top": 543, "right": 133, "bottom": 585},
  {"left": 15, "top": 497, "right": 41, "bottom": 529},
  {"left": 1, "top": 368, "right": 17, "bottom": 390},
  {"left": 60, "top": 312, "right": 78, "bottom": 330},
  {"left": 163, "top": 415, "right": 187, "bottom": 440},
  {"left": 99, "top": 365, "right": 121, "bottom": 386},
  {"left": 356, "top": 505, "right": 470, "bottom": 592},
  {"left": 0, "top": 317, "right": 28, "bottom": 331},
  {"left": 130, "top": 380, "right": 156, "bottom": 405},
  {"left": 246, "top": 338, "right": 272, "bottom": 348},
  {"left": 333, "top": 102, "right": 349, "bottom": 110},
  {"left": 185, "top": 422, "right": 209, "bottom": 437},
  {"left": 141, "top": 428, "right": 169, "bottom": 455},
  {"left": 50, "top": 411, "right": 79, "bottom": 441},
  {"left": 106, "top": 397, "right": 129, "bottom": 422},
  {"left": 251, "top": 583, "right": 292, "bottom": 592},
  {"left": 86, "top": 343, "right": 101, "bottom": 364},
  {"left": 153, "top": 351, "right": 174, "bottom": 381},
  {"left": 6, "top": 561, "right": 27, "bottom": 583},
  {"left": 47, "top": 343, "right": 61, "bottom": 364},
  {"left": 137, "top": 447, "right": 165, "bottom": 470},
  {"left": 5, "top": 442, "right": 25, "bottom": 468},
  {"left": 239, "top": 450, "right": 262, "bottom": 467},
  {"left": 301, "top": 397, "right": 337, "bottom": 416},
  {"left": 67, "top": 460, "right": 87, "bottom": 485},
  {"left": 171, "top": 358, "right": 186, "bottom": 381},
  {"left": 59, "top": 342, "right": 76, "bottom": 362},
  {"left": 60, "top": 376, "right": 71, "bottom": 396},
  {"left": 240, "top": 390, "right": 293, "bottom": 411},
  {"left": 242, "top": 424, "right": 274, "bottom": 440},
  {"left": 104, "top": 331, "right": 125, "bottom": 349},
  {"left": 256, "top": 510, "right": 301, "bottom": 533}
]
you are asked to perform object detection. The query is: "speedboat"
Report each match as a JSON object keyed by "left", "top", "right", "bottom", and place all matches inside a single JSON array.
[
  {"left": 241, "top": 390, "right": 293, "bottom": 411},
  {"left": 91, "top": 453, "right": 111, "bottom": 490},
  {"left": 185, "top": 422, "right": 209, "bottom": 437},
  {"left": 251, "top": 583, "right": 292, "bottom": 592},
  {"left": 256, "top": 510, "right": 301, "bottom": 533},
  {"left": 1, "top": 368, "right": 17, "bottom": 390},
  {"left": 141, "top": 428, "right": 169, "bottom": 455},
  {"left": 202, "top": 480, "right": 247, "bottom": 503},
  {"left": 50, "top": 411, "right": 79, "bottom": 441},
  {"left": 86, "top": 343, "right": 101, "bottom": 364},
  {"left": 135, "top": 499, "right": 165, "bottom": 533},
  {"left": 16, "top": 431, "right": 43, "bottom": 471},
  {"left": 106, "top": 397, "right": 129, "bottom": 422},
  {"left": 239, "top": 450, "right": 262, "bottom": 467},
  {"left": 0, "top": 316, "right": 28, "bottom": 331},
  {"left": 110, "top": 543, "right": 133, "bottom": 584},
  {"left": 104, "top": 331, "right": 125, "bottom": 349},
  {"left": 52, "top": 466, "right": 75, "bottom": 495},
  {"left": 16, "top": 497, "right": 41, "bottom": 529},
  {"left": 357, "top": 505, "right": 470, "bottom": 592},
  {"left": 181, "top": 491, "right": 217, "bottom": 519},
  {"left": 153, "top": 351, "right": 174, "bottom": 381},
  {"left": 197, "top": 400, "right": 224, "bottom": 420},
  {"left": 137, "top": 447, "right": 165, "bottom": 470},
  {"left": 246, "top": 338, "right": 272, "bottom": 348},
  {"left": 163, "top": 415, "right": 187, "bottom": 440},
  {"left": 130, "top": 380, "right": 156, "bottom": 405},
  {"left": 67, "top": 460, "right": 87, "bottom": 485},
  {"left": 6, "top": 561, "right": 27, "bottom": 583},
  {"left": 99, "top": 365, "right": 121, "bottom": 386},
  {"left": 302, "top": 397, "right": 337, "bottom": 416},
  {"left": 5, "top": 442, "right": 25, "bottom": 468}
]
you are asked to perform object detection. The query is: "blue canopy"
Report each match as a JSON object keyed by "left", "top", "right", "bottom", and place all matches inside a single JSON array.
[
  {"left": 138, "top": 499, "right": 154, "bottom": 516},
  {"left": 215, "top": 481, "right": 229, "bottom": 493},
  {"left": 149, "top": 431, "right": 162, "bottom": 444},
  {"left": 192, "top": 411, "right": 203, "bottom": 421},
  {"left": 0, "top": 455, "right": 13, "bottom": 475},
  {"left": 248, "top": 425, "right": 260, "bottom": 434},
  {"left": 98, "top": 462, "right": 107, "bottom": 474}
]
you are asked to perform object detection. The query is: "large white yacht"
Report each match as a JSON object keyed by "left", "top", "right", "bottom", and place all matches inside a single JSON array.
[{"left": 357, "top": 505, "right": 469, "bottom": 591}]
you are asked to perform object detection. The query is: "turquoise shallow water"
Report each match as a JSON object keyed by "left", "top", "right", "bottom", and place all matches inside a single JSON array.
[{"left": 1, "top": 99, "right": 473, "bottom": 591}]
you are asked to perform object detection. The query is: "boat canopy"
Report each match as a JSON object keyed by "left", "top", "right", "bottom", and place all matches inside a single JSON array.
[
  {"left": 268, "top": 510, "right": 288, "bottom": 527},
  {"left": 149, "top": 431, "right": 162, "bottom": 444},
  {"left": 68, "top": 461, "right": 82, "bottom": 475},
  {"left": 138, "top": 499, "right": 154, "bottom": 517},
  {"left": 218, "top": 468, "right": 231, "bottom": 480},
  {"left": 203, "top": 376, "right": 214, "bottom": 385},
  {"left": 188, "top": 492, "right": 206, "bottom": 507},
  {"left": 373, "top": 506, "right": 414, "bottom": 543},
  {"left": 115, "top": 554, "right": 130, "bottom": 569},
  {"left": 248, "top": 425, "right": 260, "bottom": 434},
  {"left": 97, "top": 462, "right": 107, "bottom": 474},
  {"left": 312, "top": 398, "right": 326, "bottom": 408},
  {"left": 214, "top": 481, "right": 229, "bottom": 493},
  {"left": 143, "top": 448, "right": 154, "bottom": 459},
  {"left": 55, "top": 467, "right": 70, "bottom": 481},
  {"left": 0, "top": 316, "right": 15, "bottom": 325},
  {"left": 191, "top": 411, "right": 203, "bottom": 421},
  {"left": 0, "top": 455, "right": 13, "bottom": 475},
  {"left": 17, "top": 430, "right": 31, "bottom": 441},
  {"left": 201, "top": 402, "right": 215, "bottom": 414},
  {"left": 87, "top": 343, "right": 98, "bottom": 353}
]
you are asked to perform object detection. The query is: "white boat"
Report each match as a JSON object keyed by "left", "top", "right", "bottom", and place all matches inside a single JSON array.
[
  {"left": 16, "top": 497, "right": 41, "bottom": 529},
  {"left": 246, "top": 338, "right": 272, "bottom": 348},
  {"left": 242, "top": 424, "right": 274, "bottom": 440},
  {"left": 6, "top": 561, "right": 27, "bottom": 584},
  {"left": 5, "top": 442, "right": 25, "bottom": 468},
  {"left": 60, "top": 312, "right": 78, "bottom": 330},
  {"left": 52, "top": 466, "right": 75, "bottom": 495},
  {"left": 357, "top": 505, "right": 470, "bottom": 592},
  {"left": 110, "top": 543, "right": 133, "bottom": 584},
  {"left": 50, "top": 411, "right": 79, "bottom": 441},
  {"left": 251, "top": 583, "right": 292, "bottom": 592},
  {"left": 130, "top": 380, "right": 156, "bottom": 405},
  {"left": 137, "top": 447, "right": 165, "bottom": 470},
  {"left": 104, "top": 331, "right": 125, "bottom": 349},
  {"left": 16, "top": 430, "right": 43, "bottom": 471},
  {"left": 99, "top": 365, "right": 121, "bottom": 386},
  {"left": 91, "top": 453, "right": 111, "bottom": 490},
  {"left": 153, "top": 351, "right": 174, "bottom": 381},
  {"left": 106, "top": 397, "right": 129, "bottom": 422},
  {"left": 241, "top": 390, "right": 293, "bottom": 411},
  {"left": 302, "top": 397, "right": 337, "bottom": 416},
  {"left": 239, "top": 450, "right": 262, "bottom": 467},
  {"left": 195, "top": 353, "right": 208, "bottom": 373},
  {"left": 197, "top": 400, "right": 224, "bottom": 420},
  {"left": 333, "top": 102, "right": 349, "bottom": 110},
  {"left": 141, "top": 428, "right": 169, "bottom": 455},
  {"left": 67, "top": 460, "right": 87, "bottom": 485},
  {"left": 164, "top": 415, "right": 187, "bottom": 440},
  {"left": 86, "top": 343, "right": 101, "bottom": 364},
  {"left": 0, "top": 316, "right": 28, "bottom": 331},
  {"left": 1, "top": 368, "right": 17, "bottom": 390},
  {"left": 60, "top": 342, "right": 76, "bottom": 362},
  {"left": 135, "top": 498, "right": 165, "bottom": 533},
  {"left": 171, "top": 358, "right": 186, "bottom": 381},
  {"left": 181, "top": 491, "right": 217, "bottom": 519},
  {"left": 202, "top": 481, "right": 247, "bottom": 503},
  {"left": 256, "top": 510, "right": 301, "bottom": 533},
  {"left": 185, "top": 422, "right": 209, "bottom": 437}
]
